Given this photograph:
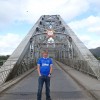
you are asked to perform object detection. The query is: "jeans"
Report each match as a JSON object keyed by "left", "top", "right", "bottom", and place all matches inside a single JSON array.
[{"left": 37, "top": 75, "right": 51, "bottom": 100}]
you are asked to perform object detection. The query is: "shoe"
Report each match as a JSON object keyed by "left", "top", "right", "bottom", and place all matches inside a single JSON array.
[{"left": 46, "top": 98, "right": 51, "bottom": 100}]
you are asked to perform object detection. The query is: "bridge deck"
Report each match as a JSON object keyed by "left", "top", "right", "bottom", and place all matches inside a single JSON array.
[{"left": 0, "top": 61, "right": 93, "bottom": 100}]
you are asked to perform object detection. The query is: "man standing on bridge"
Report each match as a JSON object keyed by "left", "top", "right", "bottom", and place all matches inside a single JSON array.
[{"left": 37, "top": 50, "right": 53, "bottom": 100}]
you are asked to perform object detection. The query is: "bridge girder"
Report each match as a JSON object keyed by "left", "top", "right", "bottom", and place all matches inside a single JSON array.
[{"left": 0, "top": 15, "right": 100, "bottom": 85}]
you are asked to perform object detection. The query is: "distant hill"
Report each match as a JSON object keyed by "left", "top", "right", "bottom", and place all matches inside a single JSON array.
[{"left": 89, "top": 47, "right": 100, "bottom": 58}]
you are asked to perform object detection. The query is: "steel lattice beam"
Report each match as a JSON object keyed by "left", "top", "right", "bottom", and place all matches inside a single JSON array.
[{"left": 0, "top": 15, "right": 100, "bottom": 85}]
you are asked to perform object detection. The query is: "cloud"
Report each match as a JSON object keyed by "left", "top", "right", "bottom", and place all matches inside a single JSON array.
[
  {"left": 0, "top": 0, "right": 90, "bottom": 26},
  {"left": 0, "top": 0, "right": 100, "bottom": 55},
  {"left": 69, "top": 16, "right": 100, "bottom": 30},
  {"left": 88, "top": 27, "right": 100, "bottom": 33},
  {"left": 68, "top": 15, "right": 100, "bottom": 48},
  {"left": 0, "top": 0, "right": 100, "bottom": 26},
  {"left": 77, "top": 34, "right": 100, "bottom": 49},
  {"left": 16, "top": 0, "right": 90, "bottom": 22},
  {"left": 88, "top": 0, "right": 100, "bottom": 10},
  {"left": 0, "top": 0, "right": 20, "bottom": 27},
  {"left": 0, "top": 33, "right": 24, "bottom": 55},
  {"left": 58, "top": 0, "right": 89, "bottom": 20}
]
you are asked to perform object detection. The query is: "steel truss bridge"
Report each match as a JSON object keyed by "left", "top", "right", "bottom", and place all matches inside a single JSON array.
[{"left": 0, "top": 15, "right": 100, "bottom": 100}]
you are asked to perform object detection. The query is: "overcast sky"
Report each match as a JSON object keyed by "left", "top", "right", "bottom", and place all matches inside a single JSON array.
[{"left": 0, "top": 0, "right": 100, "bottom": 55}]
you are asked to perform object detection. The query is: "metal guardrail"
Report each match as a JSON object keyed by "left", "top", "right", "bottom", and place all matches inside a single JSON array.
[
  {"left": 0, "top": 59, "right": 17, "bottom": 85},
  {"left": 57, "top": 58, "right": 100, "bottom": 79},
  {"left": 0, "top": 56, "right": 36, "bottom": 85}
]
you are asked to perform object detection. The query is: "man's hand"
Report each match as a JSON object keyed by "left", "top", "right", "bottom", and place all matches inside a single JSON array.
[
  {"left": 48, "top": 73, "right": 51, "bottom": 77},
  {"left": 39, "top": 74, "right": 41, "bottom": 76}
]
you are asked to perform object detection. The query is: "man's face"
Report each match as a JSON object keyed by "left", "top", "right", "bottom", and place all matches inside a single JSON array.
[{"left": 42, "top": 52, "right": 48, "bottom": 58}]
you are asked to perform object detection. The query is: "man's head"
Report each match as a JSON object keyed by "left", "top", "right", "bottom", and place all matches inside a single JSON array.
[{"left": 42, "top": 50, "right": 48, "bottom": 58}]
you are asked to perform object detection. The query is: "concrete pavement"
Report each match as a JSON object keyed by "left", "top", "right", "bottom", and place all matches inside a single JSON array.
[{"left": 56, "top": 61, "right": 100, "bottom": 100}]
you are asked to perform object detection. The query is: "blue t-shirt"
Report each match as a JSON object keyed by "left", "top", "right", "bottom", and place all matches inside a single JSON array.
[{"left": 37, "top": 57, "right": 53, "bottom": 76}]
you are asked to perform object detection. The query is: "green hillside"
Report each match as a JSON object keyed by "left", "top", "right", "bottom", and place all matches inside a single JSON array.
[{"left": 89, "top": 47, "right": 100, "bottom": 60}]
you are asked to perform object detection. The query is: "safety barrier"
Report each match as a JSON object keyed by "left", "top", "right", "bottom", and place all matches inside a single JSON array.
[{"left": 57, "top": 58, "right": 100, "bottom": 79}]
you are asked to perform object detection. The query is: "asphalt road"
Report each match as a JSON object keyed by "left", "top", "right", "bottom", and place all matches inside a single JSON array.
[{"left": 0, "top": 61, "right": 94, "bottom": 100}]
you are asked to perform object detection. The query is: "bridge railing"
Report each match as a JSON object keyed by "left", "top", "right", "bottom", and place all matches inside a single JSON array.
[
  {"left": 57, "top": 58, "right": 100, "bottom": 79},
  {"left": 0, "top": 57, "right": 36, "bottom": 85},
  {"left": 0, "top": 59, "right": 17, "bottom": 85}
]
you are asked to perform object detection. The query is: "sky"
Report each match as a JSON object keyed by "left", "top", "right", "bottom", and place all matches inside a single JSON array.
[{"left": 0, "top": 0, "right": 100, "bottom": 55}]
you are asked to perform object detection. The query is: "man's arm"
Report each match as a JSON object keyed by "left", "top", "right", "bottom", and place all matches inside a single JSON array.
[
  {"left": 48, "top": 64, "right": 53, "bottom": 77},
  {"left": 37, "top": 64, "right": 41, "bottom": 76},
  {"left": 50, "top": 58, "right": 53, "bottom": 74},
  {"left": 50, "top": 64, "right": 53, "bottom": 74}
]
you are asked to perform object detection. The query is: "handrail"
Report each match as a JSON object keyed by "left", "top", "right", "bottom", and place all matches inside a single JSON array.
[
  {"left": 0, "top": 60, "right": 17, "bottom": 85},
  {"left": 57, "top": 58, "right": 100, "bottom": 79}
]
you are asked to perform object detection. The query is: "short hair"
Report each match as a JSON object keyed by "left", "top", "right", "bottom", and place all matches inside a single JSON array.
[{"left": 41, "top": 50, "right": 48, "bottom": 54}]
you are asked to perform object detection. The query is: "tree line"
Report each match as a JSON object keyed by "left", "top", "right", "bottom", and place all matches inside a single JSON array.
[{"left": 0, "top": 55, "right": 10, "bottom": 66}]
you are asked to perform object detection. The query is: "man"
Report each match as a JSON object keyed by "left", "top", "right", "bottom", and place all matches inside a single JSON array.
[{"left": 37, "top": 50, "right": 53, "bottom": 100}]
